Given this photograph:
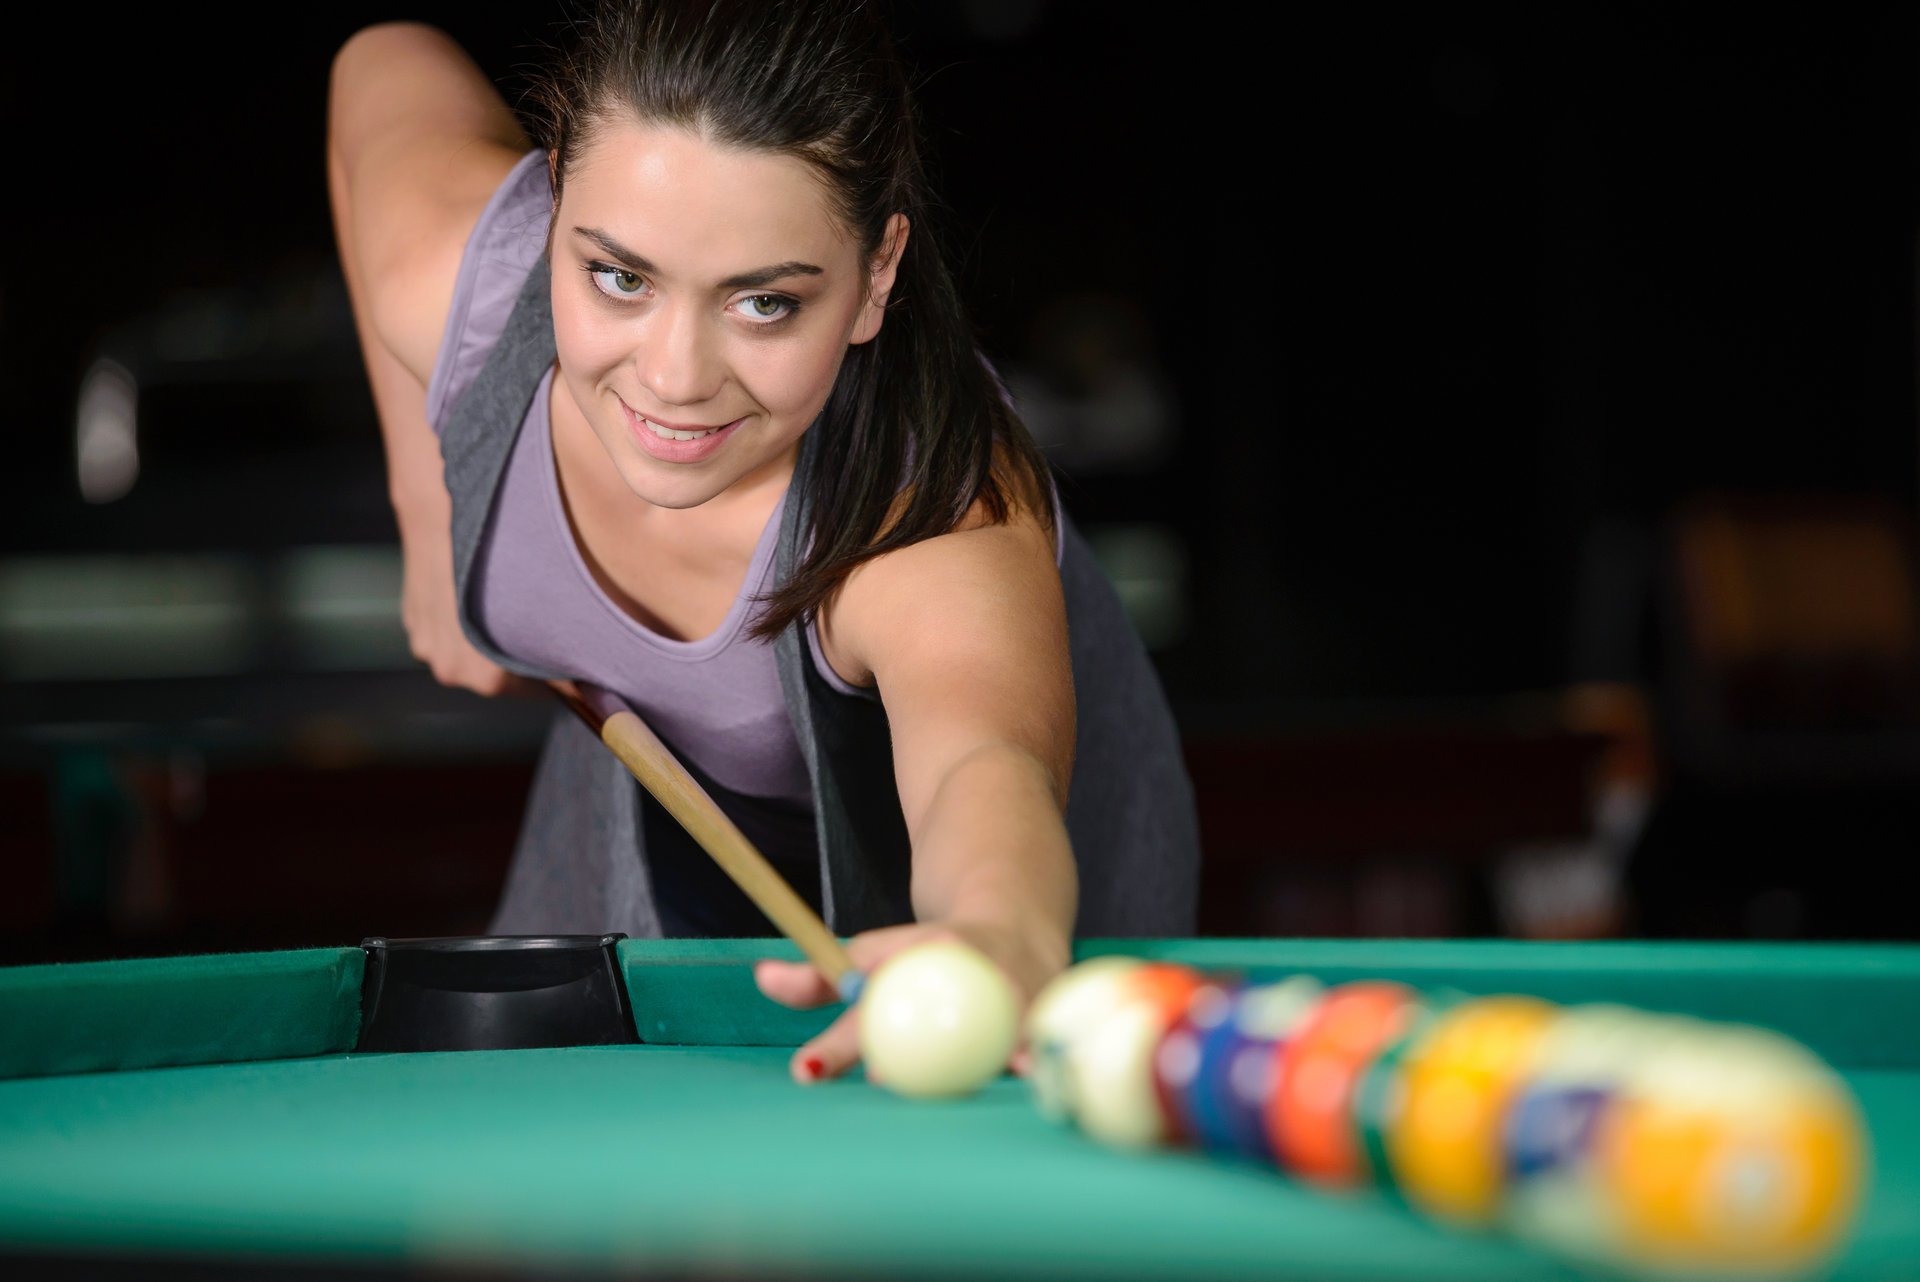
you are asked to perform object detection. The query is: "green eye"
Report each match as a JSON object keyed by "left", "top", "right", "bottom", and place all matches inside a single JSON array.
[
  {"left": 589, "top": 266, "right": 647, "bottom": 298},
  {"left": 740, "top": 294, "right": 794, "bottom": 323}
]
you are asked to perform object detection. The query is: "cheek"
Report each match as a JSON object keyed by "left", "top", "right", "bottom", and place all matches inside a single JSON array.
[
  {"left": 733, "top": 335, "right": 851, "bottom": 420},
  {"left": 735, "top": 292, "right": 866, "bottom": 421},
  {"left": 550, "top": 294, "right": 622, "bottom": 386}
]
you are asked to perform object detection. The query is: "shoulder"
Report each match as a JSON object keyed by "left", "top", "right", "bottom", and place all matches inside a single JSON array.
[
  {"left": 815, "top": 492, "right": 1073, "bottom": 803},
  {"left": 328, "top": 22, "right": 534, "bottom": 383},
  {"left": 819, "top": 487, "right": 1063, "bottom": 691}
]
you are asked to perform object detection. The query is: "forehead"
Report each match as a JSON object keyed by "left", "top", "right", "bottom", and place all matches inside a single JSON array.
[{"left": 561, "top": 121, "right": 857, "bottom": 275}]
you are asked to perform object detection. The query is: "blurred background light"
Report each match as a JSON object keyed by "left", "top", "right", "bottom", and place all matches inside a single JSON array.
[
  {"left": 275, "top": 546, "right": 408, "bottom": 671},
  {"left": 75, "top": 358, "right": 139, "bottom": 505},
  {"left": 0, "top": 555, "right": 251, "bottom": 681},
  {"left": 1085, "top": 523, "right": 1189, "bottom": 651}
]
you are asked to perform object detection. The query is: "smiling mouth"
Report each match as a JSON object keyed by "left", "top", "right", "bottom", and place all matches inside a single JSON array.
[
  {"left": 614, "top": 397, "right": 745, "bottom": 454},
  {"left": 622, "top": 400, "right": 745, "bottom": 441},
  {"left": 640, "top": 416, "right": 728, "bottom": 442}
]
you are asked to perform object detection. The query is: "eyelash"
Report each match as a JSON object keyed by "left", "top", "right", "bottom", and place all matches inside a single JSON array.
[{"left": 581, "top": 262, "right": 801, "bottom": 326}]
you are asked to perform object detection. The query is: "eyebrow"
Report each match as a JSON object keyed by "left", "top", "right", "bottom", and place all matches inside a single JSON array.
[{"left": 572, "top": 227, "right": 824, "bottom": 289}]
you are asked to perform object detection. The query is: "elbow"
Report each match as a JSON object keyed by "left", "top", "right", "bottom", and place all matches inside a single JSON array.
[
  {"left": 327, "top": 22, "right": 452, "bottom": 162},
  {"left": 331, "top": 20, "right": 450, "bottom": 81}
]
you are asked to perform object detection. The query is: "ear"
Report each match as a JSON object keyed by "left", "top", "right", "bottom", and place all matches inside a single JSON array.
[{"left": 849, "top": 213, "right": 910, "bottom": 346}]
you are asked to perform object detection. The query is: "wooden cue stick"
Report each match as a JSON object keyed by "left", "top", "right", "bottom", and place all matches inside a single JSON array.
[{"left": 549, "top": 680, "right": 864, "bottom": 1002}]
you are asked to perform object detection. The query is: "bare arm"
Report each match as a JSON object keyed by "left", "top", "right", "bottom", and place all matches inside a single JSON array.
[
  {"left": 756, "top": 502, "right": 1078, "bottom": 1081},
  {"left": 848, "top": 512, "right": 1076, "bottom": 964},
  {"left": 326, "top": 22, "right": 532, "bottom": 693}
]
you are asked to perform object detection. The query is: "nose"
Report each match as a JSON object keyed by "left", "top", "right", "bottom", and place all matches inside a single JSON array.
[{"left": 637, "top": 300, "right": 724, "bottom": 409}]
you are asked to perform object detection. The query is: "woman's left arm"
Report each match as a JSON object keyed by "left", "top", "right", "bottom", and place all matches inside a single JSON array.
[{"left": 753, "top": 504, "right": 1079, "bottom": 1083}]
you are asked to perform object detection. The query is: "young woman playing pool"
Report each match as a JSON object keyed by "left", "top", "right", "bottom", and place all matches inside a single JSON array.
[{"left": 327, "top": 0, "right": 1197, "bottom": 1084}]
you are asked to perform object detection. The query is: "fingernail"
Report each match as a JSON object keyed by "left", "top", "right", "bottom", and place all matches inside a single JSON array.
[{"left": 799, "top": 1055, "right": 826, "bottom": 1082}]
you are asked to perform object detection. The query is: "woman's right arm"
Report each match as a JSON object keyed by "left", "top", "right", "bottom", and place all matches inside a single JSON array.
[{"left": 327, "top": 23, "right": 532, "bottom": 695}]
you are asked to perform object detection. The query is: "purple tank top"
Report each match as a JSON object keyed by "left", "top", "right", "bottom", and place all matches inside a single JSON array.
[{"left": 426, "top": 149, "right": 855, "bottom": 807}]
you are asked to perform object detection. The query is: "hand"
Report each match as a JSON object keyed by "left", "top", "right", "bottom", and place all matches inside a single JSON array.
[
  {"left": 397, "top": 511, "right": 532, "bottom": 697},
  {"left": 753, "top": 918, "right": 1071, "bottom": 1086}
]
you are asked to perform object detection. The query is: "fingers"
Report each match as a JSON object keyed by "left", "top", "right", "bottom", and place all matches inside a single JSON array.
[
  {"left": 753, "top": 961, "right": 866, "bottom": 1085},
  {"left": 759, "top": 928, "right": 933, "bottom": 1086},
  {"left": 399, "top": 559, "right": 520, "bottom": 696},
  {"left": 497, "top": 672, "right": 543, "bottom": 698},
  {"left": 755, "top": 925, "right": 946, "bottom": 1011},
  {"left": 788, "top": 1005, "right": 865, "bottom": 1085},
  {"left": 414, "top": 635, "right": 517, "bottom": 696},
  {"left": 473, "top": 666, "right": 532, "bottom": 697},
  {"left": 444, "top": 663, "right": 511, "bottom": 696},
  {"left": 753, "top": 958, "right": 842, "bottom": 1009}
]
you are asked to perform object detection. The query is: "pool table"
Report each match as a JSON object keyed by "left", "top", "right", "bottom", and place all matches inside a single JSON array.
[{"left": 3, "top": 937, "right": 1917, "bottom": 1280}]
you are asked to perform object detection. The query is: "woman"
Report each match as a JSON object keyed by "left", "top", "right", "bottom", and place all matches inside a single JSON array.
[{"left": 327, "top": 0, "right": 1197, "bottom": 1084}]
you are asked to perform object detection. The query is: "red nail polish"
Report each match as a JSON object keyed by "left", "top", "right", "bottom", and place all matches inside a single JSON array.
[{"left": 802, "top": 1055, "right": 826, "bottom": 1081}]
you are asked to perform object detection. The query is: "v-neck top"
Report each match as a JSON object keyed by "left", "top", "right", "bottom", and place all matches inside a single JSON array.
[{"left": 471, "top": 365, "right": 813, "bottom": 806}]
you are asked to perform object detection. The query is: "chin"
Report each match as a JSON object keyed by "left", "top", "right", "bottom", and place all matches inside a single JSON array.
[{"left": 615, "top": 461, "right": 726, "bottom": 510}]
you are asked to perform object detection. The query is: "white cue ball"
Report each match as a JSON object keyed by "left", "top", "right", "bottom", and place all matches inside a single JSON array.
[{"left": 859, "top": 939, "right": 1020, "bottom": 1099}]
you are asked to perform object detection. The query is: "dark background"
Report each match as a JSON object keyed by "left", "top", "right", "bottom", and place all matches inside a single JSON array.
[{"left": 2, "top": 1, "right": 1916, "bottom": 960}]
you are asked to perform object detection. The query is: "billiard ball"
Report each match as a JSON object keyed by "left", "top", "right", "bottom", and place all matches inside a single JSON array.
[
  {"left": 1595, "top": 1020, "right": 1866, "bottom": 1273},
  {"left": 1151, "top": 977, "right": 1233, "bottom": 1146},
  {"left": 1188, "top": 978, "right": 1323, "bottom": 1163},
  {"left": 1069, "top": 963, "right": 1209, "bottom": 1148},
  {"left": 858, "top": 939, "right": 1020, "bottom": 1099},
  {"left": 1352, "top": 1000, "right": 1436, "bottom": 1202},
  {"left": 1497, "top": 1004, "right": 1671, "bottom": 1262},
  {"left": 1385, "top": 995, "right": 1561, "bottom": 1224},
  {"left": 1497, "top": 1003, "right": 1684, "bottom": 1267},
  {"left": 1025, "top": 956, "right": 1146, "bottom": 1124},
  {"left": 1268, "top": 981, "right": 1420, "bottom": 1186}
]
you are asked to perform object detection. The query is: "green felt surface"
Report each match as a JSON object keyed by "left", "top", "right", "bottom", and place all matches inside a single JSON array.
[
  {"left": 0, "top": 1046, "right": 1910, "bottom": 1281},
  {"left": 0, "top": 947, "right": 363, "bottom": 1080},
  {"left": 1, "top": 940, "right": 1917, "bottom": 1278}
]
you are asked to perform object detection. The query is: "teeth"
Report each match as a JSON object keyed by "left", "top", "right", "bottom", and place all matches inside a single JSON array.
[{"left": 643, "top": 417, "right": 720, "bottom": 442}]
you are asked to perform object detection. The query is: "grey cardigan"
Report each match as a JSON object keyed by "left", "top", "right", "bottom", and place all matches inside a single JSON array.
[{"left": 441, "top": 260, "right": 1199, "bottom": 939}]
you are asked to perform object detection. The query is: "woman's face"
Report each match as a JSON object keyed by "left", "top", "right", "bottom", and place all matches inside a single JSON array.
[{"left": 550, "top": 119, "right": 903, "bottom": 509}]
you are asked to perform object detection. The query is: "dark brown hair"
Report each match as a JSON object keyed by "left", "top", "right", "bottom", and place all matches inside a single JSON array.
[{"left": 526, "top": 0, "right": 1054, "bottom": 639}]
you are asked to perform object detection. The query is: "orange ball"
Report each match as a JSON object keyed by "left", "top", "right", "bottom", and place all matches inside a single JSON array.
[
  {"left": 1268, "top": 981, "right": 1421, "bottom": 1186},
  {"left": 1595, "top": 1025, "right": 1868, "bottom": 1272}
]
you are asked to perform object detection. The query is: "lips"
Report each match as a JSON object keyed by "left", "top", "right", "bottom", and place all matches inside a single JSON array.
[
  {"left": 638, "top": 415, "right": 728, "bottom": 442},
  {"left": 617, "top": 398, "right": 743, "bottom": 463}
]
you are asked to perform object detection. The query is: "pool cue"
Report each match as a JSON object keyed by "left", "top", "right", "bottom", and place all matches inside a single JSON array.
[{"left": 549, "top": 680, "right": 865, "bottom": 1003}]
